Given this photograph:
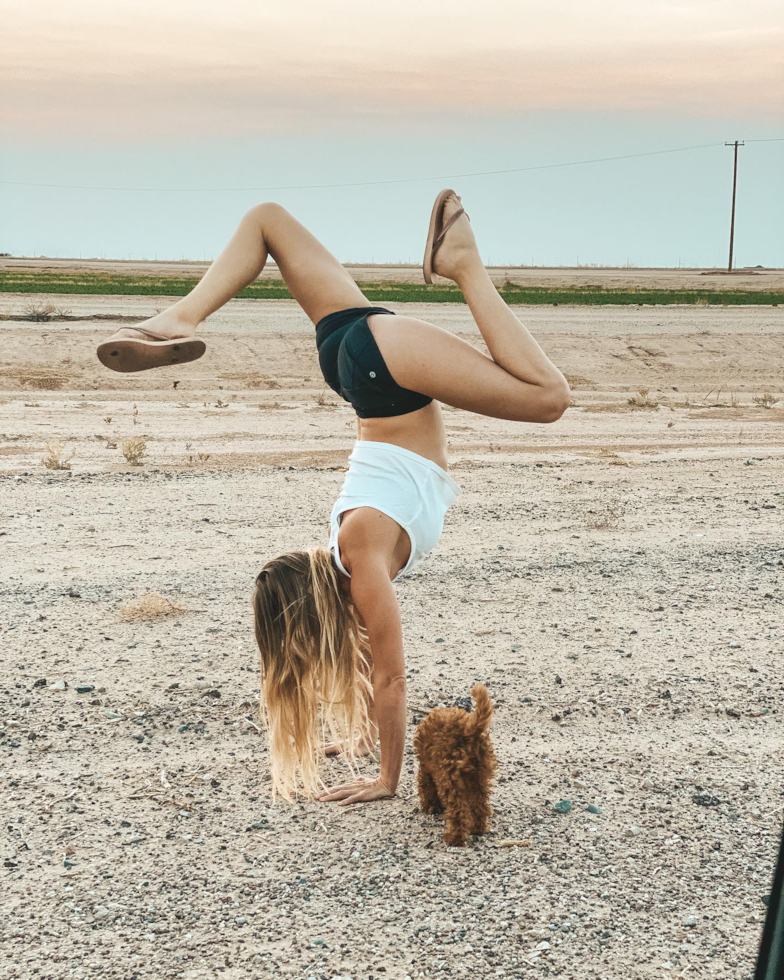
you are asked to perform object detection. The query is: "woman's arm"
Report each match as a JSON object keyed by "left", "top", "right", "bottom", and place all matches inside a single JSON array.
[{"left": 317, "top": 554, "right": 406, "bottom": 805}]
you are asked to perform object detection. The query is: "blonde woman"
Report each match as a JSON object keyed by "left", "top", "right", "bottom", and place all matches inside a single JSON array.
[{"left": 97, "top": 190, "right": 570, "bottom": 804}]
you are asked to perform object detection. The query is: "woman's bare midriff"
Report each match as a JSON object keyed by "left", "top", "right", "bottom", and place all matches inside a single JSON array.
[{"left": 357, "top": 400, "right": 449, "bottom": 472}]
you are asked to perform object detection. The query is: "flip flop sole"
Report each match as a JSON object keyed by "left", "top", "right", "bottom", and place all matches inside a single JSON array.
[
  {"left": 423, "top": 188, "right": 456, "bottom": 284},
  {"left": 96, "top": 336, "right": 206, "bottom": 373}
]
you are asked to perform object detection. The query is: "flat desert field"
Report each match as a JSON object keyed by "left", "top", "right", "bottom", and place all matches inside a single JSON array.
[{"left": 1, "top": 272, "right": 783, "bottom": 980}]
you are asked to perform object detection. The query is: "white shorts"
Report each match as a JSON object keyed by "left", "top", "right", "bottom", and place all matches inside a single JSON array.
[{"left": 328, "top": 440, "right": 462, "bottom": 581}]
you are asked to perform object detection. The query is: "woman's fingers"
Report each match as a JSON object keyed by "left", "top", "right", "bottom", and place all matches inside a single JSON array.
[{"left": 316, "top": 777, "right": 372, "bottom": 802}]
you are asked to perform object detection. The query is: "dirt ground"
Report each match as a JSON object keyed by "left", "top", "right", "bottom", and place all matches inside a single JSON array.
[{"left": 1, "top": 289, "right": 783, "bottom": 980}]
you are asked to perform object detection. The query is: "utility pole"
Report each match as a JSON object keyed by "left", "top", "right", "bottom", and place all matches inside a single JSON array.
[{"left": 725, "top": 140, "right": 744, "bottom": 272}]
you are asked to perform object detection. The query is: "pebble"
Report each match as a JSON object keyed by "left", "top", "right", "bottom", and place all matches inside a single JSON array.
[
  {"left": 572, "top": 778, "right": 588, "bottom": 789},
  {"left": 624, "top": 826, "right": 642, "bottom": 837},
  {"left": 682, "top": 915, "right": 697, "bottom": 927},
  {"left": 48, "top": 680, "right": 67, "bottom": 691},
  {"left": 105, "top": 710, "right": 122, "bottom": 720},
  {"left": 554, "top": 800, "right": 572, "bottom": 814},
  {"left": 587, "top": 804, "right": 602, "bottom": 815},
  {"left": 75, "top": 685, "right": 95, "bottom": 694}
]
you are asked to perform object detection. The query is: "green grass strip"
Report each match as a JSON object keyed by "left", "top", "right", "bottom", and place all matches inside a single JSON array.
[{"left": 1, "top": 271, "right": 781, "bottom": 305}]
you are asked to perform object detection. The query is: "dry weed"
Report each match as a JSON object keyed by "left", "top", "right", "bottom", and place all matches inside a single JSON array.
[
  {"left": 121, "top": 437, "right": 147, "bottom": 465},
  {"left": 120, "top": 592, "right": 189, "bottom": 622},
  {"left": 752, "top": 393, "right": 779, "bottom": 409},
  {"left": 22, "top": 302, "right": 57, "bottom": 322},
  {"left": 41, "top": 440, "right": 74, "bottom": 470},
  {"left": 627, "top": 387, "right": 659, "bottom": 409}
]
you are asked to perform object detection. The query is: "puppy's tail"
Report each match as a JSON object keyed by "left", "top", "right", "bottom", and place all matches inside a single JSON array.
[{"left": 468, "top": 683, "right": 493, "bottom": 735}]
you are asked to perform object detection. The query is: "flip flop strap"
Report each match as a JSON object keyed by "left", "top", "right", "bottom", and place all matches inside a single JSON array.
[
  {"left": 116, "top": 325, "right": 175, "bottom": 341},
  {"left": 432, "top": 206, "right": 469, "bottom": 257}
]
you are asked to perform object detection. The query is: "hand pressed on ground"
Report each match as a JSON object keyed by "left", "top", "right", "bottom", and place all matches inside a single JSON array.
[{"left": 316, "top": 776, "right": 395, "bottom": 806}]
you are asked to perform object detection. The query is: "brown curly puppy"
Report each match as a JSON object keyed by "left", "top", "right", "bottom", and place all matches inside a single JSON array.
[{"left": 413, "top": 683, "right": 497, "bottom": 846}]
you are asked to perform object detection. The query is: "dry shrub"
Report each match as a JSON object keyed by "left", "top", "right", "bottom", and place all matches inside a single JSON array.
[
  {"left": 122, "top": 437, "right": 147, "bottom": 465},
  {"left": 120, "top": 592, "right": 188, "bottom": 621},
  {"left": 753, "top": 393, "right": 779, "bottom": 409},
  {"left": 627, "top": 387, "right": 658, "bottom": 409},
  {"left": 42, "top": 440, "right": 74, "bottom": 470},
  {"left": 695, "top": 297, "right": 710, "bottom": 307},
  {"left": 22, "top": 302, "right": 57, "bottom": 322}
]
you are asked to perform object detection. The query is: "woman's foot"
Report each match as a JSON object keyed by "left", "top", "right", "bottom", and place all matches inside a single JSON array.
[
  {"left": 97, "top": 309, "right": 205, "bottom": 373},
  {"left": 110, "top": 309, "right": 200, "bottom": 343},
  {"left": 430, "top": 192, "right": 481, "bottom": 283}
]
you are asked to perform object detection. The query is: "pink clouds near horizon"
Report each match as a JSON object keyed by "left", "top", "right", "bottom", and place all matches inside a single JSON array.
[{"left": 2, "top": 0, "right": 783, "bottom": 138}]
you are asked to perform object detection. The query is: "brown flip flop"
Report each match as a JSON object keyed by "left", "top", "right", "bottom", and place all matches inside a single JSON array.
[
  {"left": 96, "top": 325, "right": 206, "bottom": 373},
  {"left": 423, "top": 188, "right": 469, "bottom": 284}
]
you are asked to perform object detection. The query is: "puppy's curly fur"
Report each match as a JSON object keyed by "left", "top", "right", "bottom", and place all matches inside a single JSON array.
[{"left": 414, "top": 684, "right": 497, "bottom": 846}]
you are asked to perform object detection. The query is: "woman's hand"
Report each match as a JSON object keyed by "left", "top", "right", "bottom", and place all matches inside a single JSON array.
[{"left": 316, "top": 775, "right": 395, "bottom": 806}]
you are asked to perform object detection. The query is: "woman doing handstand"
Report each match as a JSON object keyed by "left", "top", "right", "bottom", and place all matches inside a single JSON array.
[{"left": 97, "top": 190, "right": 570, "bottom": 806}]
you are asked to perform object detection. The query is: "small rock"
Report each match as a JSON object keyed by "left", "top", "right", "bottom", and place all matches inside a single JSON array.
[
  {"left": 554, "top": 800, "right": 572, "bottom": 814},
  {"left": 624, "top": 826, "right": 642, "bottom": 837},
  {"left": 572, "top": 778, "right": 587, "bottom": 790},
  {"left": 311, "top": 937, "right": 326, "bottom": 947},
  {"left": 76, "top": 685, "right": 95, "bottom": 694},
  {"left": 587, "top": 804, "right": 602, "bottom": 815},
  {"left": 235, "top": 916, "right": 246, "bottom": 925},
  {"left": 105, "top": 710, "right": 122, "bottom": 720},
  {"left": 48, "top": 680, "right": 67, "bottom": 691},
  {"left": 33, "top": 678, "right": 47, "bottom": 689},
  {"left": 682, "top": 915, "right": 697, "bottom": 927}
]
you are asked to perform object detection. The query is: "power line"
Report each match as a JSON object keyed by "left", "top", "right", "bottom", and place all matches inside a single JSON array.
[{"left": 3, "top": 139, "right": 779, "bottom": 193}]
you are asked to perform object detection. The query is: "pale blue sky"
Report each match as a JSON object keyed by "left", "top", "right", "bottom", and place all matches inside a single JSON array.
[{"left": 2, "top": 0, "right": 782, "bottom": 266}]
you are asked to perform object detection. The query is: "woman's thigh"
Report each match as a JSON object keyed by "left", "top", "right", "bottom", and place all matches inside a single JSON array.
[
  {"left": 368, "top": 314, "right": 543, "bottom": 422},
  {"left": 257, "top": 203, "right": 371, "bottom": 325}
]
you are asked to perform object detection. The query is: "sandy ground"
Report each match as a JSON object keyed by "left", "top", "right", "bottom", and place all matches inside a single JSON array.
[
  {"left": 3, "top": 256, "right": 783, "bottom": 291},
  {"left": 1, "top": 293, "right": 783, "bottom": 980}
]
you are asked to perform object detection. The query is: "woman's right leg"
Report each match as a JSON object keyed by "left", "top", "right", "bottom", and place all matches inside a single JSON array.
[
  {"left": 369, "top": 194, "right": 571, "bottom": 423},
  {"left": 112, "top": 203, "right": 371, "bottom": 340}
]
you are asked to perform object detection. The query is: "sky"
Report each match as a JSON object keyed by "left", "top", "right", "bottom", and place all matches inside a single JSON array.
[{"left": 1, "top": 0, "right": 783, "bottom": 266}]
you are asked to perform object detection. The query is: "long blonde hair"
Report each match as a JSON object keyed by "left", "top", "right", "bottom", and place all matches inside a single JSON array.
[{"left": 252, "top": 546, "right": 374, "bottom": 801}]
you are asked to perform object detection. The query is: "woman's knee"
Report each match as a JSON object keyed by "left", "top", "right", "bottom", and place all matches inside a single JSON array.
[
  {"left": 246, "top": 201, "right": 290, "bottom": 224},
  {"left": 536, "top": 381, "right": 571, "bottom": 423}
]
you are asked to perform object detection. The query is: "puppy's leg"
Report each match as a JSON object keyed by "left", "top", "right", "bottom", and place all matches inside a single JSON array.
[
  {"left": 441, "top": 788, "right": 472, "bottom": 847},
  {"left": 417, "top": 766, "right": 443, "bottom": 814}
]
